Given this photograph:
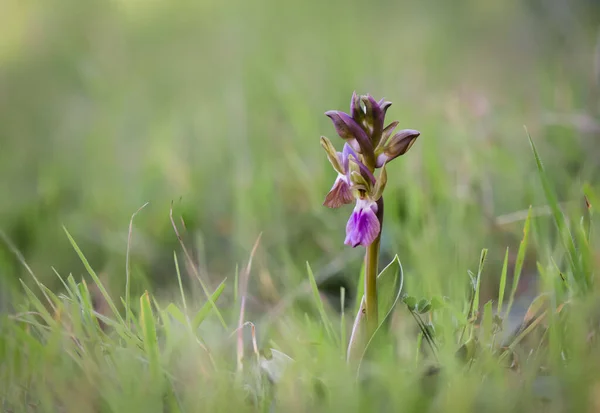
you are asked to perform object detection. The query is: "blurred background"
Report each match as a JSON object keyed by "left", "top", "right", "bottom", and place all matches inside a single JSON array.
[{"left": 1, "top": 0, "right": 599, "bottom": 321}]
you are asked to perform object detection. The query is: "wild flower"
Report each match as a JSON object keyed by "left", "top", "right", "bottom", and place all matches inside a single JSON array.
[{"left": 321, "top": 92, "right": 420, "bottom": 343}]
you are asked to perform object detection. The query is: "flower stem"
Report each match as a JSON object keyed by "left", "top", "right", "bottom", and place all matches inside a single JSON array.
[{"left": 365, "top": 196, "right": 384, "bottom": 339}]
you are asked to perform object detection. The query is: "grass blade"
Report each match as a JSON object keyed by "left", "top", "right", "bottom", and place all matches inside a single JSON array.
[
  {"left": 126, "top": 202, "right": 149, "bottom": 326},
  {"left": 526, "top": 128, "right": 584, "bottom": 289},
  {"left": 505, "top": 207, "right": 532, "bottom": 319},
  {"left": 19, "top": 280, "right": 55, "bottom": 327},
  {"left": 472, "top": 249, "right": 488, "bottom": 313},
  {"left": 497, "top": 247, "right": 509, "bottom": 315},
  {"left": 192, "top": 278, "right": 227, "bottom": 330},
  {"left": 63, "top": 226, "right": 125, "bottom": 325},
  {"left": 306, "top": 261, "right": 337, "bottom": 342},
  {"left": 237, "top": 233, "right": 263, "bottom": 372},
  {"left": 140, "top": 291, "right": 163, "bottom": 409},
  {"left": 173, "top": 251, "right": 187, "bottom": 311},
  {"left": 166, "top": 303, "right": 188, "bottom": 326},
  {"left": 52, "top": 267, "right": 71, "bottom": 297},
  {"left": 170, "top": 204, "right": 228, "bottom": 329}
]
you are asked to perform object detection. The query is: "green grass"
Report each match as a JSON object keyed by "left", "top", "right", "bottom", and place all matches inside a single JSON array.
[{"left": 1, "top": 0, "right": 600, "bottom": 411}]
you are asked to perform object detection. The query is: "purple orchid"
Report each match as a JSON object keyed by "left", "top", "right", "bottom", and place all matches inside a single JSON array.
[
  {"left": 321, "top": 92, "right": 421, "bottom": 349},
  {"left": 321, "top": 92, "right": 420, "bottom": 248}
]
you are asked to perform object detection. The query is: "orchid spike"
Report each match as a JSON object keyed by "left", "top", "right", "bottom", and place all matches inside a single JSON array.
[{"left": 320, "top": 92, "right": 421, "bottom": 352}]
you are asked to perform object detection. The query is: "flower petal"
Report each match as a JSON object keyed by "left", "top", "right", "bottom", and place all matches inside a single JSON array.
[
  {"left": 379, "top": 121, "right": 399, "bottom": 148},
  {"left": 385, "top": 129, "right": 420, "bottom": 156},
  {"left": 323, "top": 175, "right": 354, "bottom": 208},
  {"left": 372, "top": 162, "right": 388, "bottom": 201},
  {"left": 363, "top": 95, "right": 385, "bottom": 146},
  {"left": 350, "top": 91, "right": 365, "bottom": 125},
  {"left": 376, "top": 129, "right": 420, "bottom": 166},
  {"left": 341, "top": 142, "right": 358, "bottom": 173},
  {"left": 325, "top": 110, "right": 373, "bottom": 156},
  {"left": 344, "top": 200, "right": 380, "bottom": 247}
]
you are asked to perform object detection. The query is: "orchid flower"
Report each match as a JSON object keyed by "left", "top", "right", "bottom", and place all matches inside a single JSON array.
[
  {"left": 320, "top": 92, "right": 421, "bottom": 345},
  {"left": 321, "top": 92, "right": 420, "bottom": 248}
]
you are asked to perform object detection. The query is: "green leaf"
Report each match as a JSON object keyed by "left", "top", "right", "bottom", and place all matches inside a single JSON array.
[
  {"left": 192, "top": 278, "right": 227, "bottom": 330},
  {"left": 376, "top": 256, "right": 403, "bottom": 326},
  {"left": 403, "top": 295, "right": 417, "bottom": 311},
  {"left": 416, "top": 299, "right": 432, "bottom": 314},
  {"left": 357, "top": 255, "right": 404, "bottom": 374},
  {"left": 354, "top": 262, "right": 366, "bottom": 315}
]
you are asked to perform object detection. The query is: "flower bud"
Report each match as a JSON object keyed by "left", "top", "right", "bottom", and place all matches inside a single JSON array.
[
  {"left": 324, "top": 110, "right": 373, "bottom": 157},
  {"left": 372, "top": 163, "right": 388, "bottom": 201},
  {"left": 320, "top": 136, "right": 344, "bottom": 174},
  {"left": 380, "top": 121, "right": 399, "bottom": 148},
  {"left": 361, "top": 95, "right": 392, "bottom": 147},
  {"left": 349, "top": 171, "right": 369, "bottom": 191},
  {"left": 350, "top": 91, "right": 365, "bottom": 127},
  {"left": 376, "top": 129, "right": 420, "bottom": 167}
]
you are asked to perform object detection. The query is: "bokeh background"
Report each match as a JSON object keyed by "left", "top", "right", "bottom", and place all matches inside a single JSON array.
[{"left": 1, "top": 0, "right": 599, "bottom": 320}]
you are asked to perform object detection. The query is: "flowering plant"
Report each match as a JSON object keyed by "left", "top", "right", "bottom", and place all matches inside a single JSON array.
[{"left": 321, "top": 92, "right": 420, "bottom": 340}]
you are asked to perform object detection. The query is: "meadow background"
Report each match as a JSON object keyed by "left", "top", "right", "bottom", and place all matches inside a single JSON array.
[{"left": 1, "top": 0, "right": 600, "bottom": 411}]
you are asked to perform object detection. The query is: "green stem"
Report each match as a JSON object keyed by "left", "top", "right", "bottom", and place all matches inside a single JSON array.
[{"left": 365, "top": 197, "right": 384, "bottom": 338}]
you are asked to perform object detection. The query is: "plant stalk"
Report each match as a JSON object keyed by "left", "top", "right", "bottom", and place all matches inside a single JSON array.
[{"left": 365, "top": 196, "right": 384, "bottom": 338}]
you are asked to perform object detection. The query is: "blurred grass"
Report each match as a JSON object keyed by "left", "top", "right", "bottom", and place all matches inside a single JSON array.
[
  {"left": 0, "top": 0, "right": 600, "bottom": 410},
  {"left": 1, "top": 0, "right": 597, "bottom": 302}
]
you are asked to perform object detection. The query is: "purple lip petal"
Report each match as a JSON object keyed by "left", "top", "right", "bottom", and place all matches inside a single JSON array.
[
  {"left": 323, "top": 175, "right": 354, "bottom": 208},
  {"left": 344, "top": 199, "right": 380, "bottom": 247}
]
